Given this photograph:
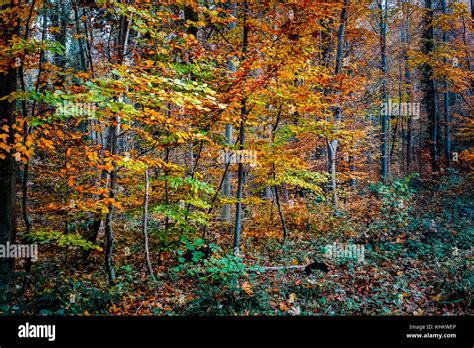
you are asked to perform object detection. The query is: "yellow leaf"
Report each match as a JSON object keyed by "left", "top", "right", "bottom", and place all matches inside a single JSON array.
[
  {"left": 288, "top": 293, "right": 297, "bottom": 304},
  {"left": 241, "top": 281, "right": 253, "bottom": 296},
  {"left": 0, "top": 142, "right": 10, "bottom": 151},
  {"left": 109, "top": 304, "right": 120, "bottom": 313},
  {"left": 279, "top": 301, "right": 288, "bottom": 312}
]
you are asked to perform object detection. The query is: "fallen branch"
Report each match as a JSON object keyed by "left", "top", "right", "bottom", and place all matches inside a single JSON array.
[{"left": 259, "top": 265, "right": 305, "bottom": 271}]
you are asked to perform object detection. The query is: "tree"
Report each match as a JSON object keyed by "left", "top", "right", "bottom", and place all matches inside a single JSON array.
[
  {"left": 326, "top": 0, "right": 349, "bottom": 207},
  {"left": 421, "top": 0, "right": 439, "bottom": 173},
  {"left": 441, "top": 0, "right": 451, "bottom": 168},
  {"left": 379, "top": 0, "right": 389, "bottom": 180},
  {"left": 233, "top": 0, "right": 249, "bottom": 255},
  {"left": 0, "top": 0, "right": 19, "bottom": 301}
]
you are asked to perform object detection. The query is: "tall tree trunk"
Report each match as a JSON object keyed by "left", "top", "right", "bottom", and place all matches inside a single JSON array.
[
  {"left": 104, "top": 119, "right": 118, "bottom": 284},
  {"left": 0, "top": 0, "right": 18, "bottom": 302},
  {"left": 222, "top": 124, "right": 233, "bottom": 222},
  {"left": 442, "top": 0, "right": 451, "bottom": 168},
  {"left": 73, "top": 1, "right": 101, "bottom": 262},
  {"left": 222, "top": 3, "right": 237, "bottom": 223},
  {"left": 233, "top": 111, "right": 246, "bottom": 255},
  {"left": 142, "top": 168, "right": 155, "bottom": 281},
  {"left": 233, "top": 1, "right": 248, "bottom": 255},
  {"left": 104, "top": 11, "right": 131, "bottom": 284},
  {"left": 273, "top": 174, "right": 288, "bottom": 241},
  {"left": 422, "top": 0, "right": 439, "bottom": 173},
  {"left": 380, "top": 0, "right": 389, "bottom": 181},
  {"left": 327, "top": 0, "right": 349, "bottom": 207},
  {"left": 50, "top": 0, "right": 68, "bottom": 86},
  {"left": 20, "top": 0, "right": 44, "bottom": 294},
  {"left": 73, "top": 0, "right": 87, "bottom": 72},
  {"left": 270, "top": 106, "right": 288, "bottom": 240},
  {"left": 403, "top": 0, "right": 414, "bottom": 172},
  {"left": 164, "top": 145, "right": 170, "bottom": 232}
]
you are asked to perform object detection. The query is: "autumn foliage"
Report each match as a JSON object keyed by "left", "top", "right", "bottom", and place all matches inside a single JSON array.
[{"left": 0, "top": 0, "right": 471, "bottom": 316}]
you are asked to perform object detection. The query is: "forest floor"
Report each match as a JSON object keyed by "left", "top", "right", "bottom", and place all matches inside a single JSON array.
[{"left": 5, "top": 173, "right": 473, "bottom": 316}]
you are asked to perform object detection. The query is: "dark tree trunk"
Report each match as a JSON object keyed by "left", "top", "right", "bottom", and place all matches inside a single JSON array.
[
  {"left": 222, "top": 4, "right": 236, "bottom": 223},
  {"left": 403, "top": 0, "right": 414, "bottom": 171},
  {"left": 104, "top": 120, "right": 118, "bottom": 284},
  {"left": 233, "top": 1, "right": 248, "bottom": 255},
  {"left": 442, "top": 0, "right": 451, "bottom": 168},
  {"left": 0, "top": 0, "right": 18, "bottom": 301},
  {"left": 233, "top": 114, "right": 246, "bottom": 255}
]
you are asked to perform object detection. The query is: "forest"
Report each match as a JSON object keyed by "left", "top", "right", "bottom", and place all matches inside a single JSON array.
[{"left": 0, "top": 0, "right": 472, "bottom": 317}]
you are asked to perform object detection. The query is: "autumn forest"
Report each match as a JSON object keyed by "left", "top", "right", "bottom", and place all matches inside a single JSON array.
[{"left": 0, "top": 0, "right": 472, "bottom": 317}]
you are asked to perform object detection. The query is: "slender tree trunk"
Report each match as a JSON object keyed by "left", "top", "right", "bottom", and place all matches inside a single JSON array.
[
  {"left": 74, "top": 2, "right": 101, "bottom": 261},
  {"left": 19, "top": 0, "right": 36, "bottom": 240},
  {"left": 233, "top": 115, "right": 246, "bottom": 255},
  {"left": 142, "top": 168, "right": 155, "bottom": 281},
  {"left": 222, "top": 124, "right": 232, "bottom": 222},
  {"left": 270, "top": 106, "right": 288, "bottom": 240},
  {"left": 50, "top": 0, "right": 68, "bottom": 85},
  {"left": 222, "top": 3, "right": 237, "bottom": 223},
  {"left": 273, "top": 176, "right": 288, "bottom": 241},
  {"left": 73, "top": 0, "right": 87, "bottom": 72},
  {"left": 202, "top": 133, "right": 240, "bottom": 239},
  {"left": 104, "top": 11, "right": 131, "bottom": 284},
  {"left": 327, "top": 0, "right": 349, "bottom": 207},
  {"left": 104, "top": 119, "right": 118, "bottom": 284},
  {"left": 233, "top": 1, "right": 249, "bottom": 255},
  {"left": 380, "top": 0, "right": 389, "bottom": 181},
  {"left": 349, "top": 153, "right": 356, "bottom": 186},
  {"left": 164, "top": 146, "right": 170, "bottom": 232},
  {"left": 442, "top": 0, "right": 451, "bottom": 168},
  {"left": 403, "top": 0, "right": 414, "bottom": 172},
  {"left": 21, "top": 2, "right": 47, "bottom": 293},
  {"left": 327, "top": 139, "right": 338, "bottom": 205}
]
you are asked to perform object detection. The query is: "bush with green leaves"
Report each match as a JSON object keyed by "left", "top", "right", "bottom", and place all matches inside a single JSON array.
[
  {"left": 433, "top": 251, "right": 472, "bottom": 307},
  {"left": 172, "top": 237, "right": 269, "bottom": 314},
  {"left": 173, "top": 237, "right": 263, "bottom": 283},
  {"left": 184, "top": 280, "right": 271, "bottom": 315},
  {"left": 26, "top": 229, "right": 102, "bottom": 251},
  {"left": 180, "top": 252, "right": 270, "bottom": 315},
  {"left": 24, "top": 266, "right": 112, "bottom": 315},
  {"left": 368, "top": 174, "right": 418, "bottom": 240}
]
